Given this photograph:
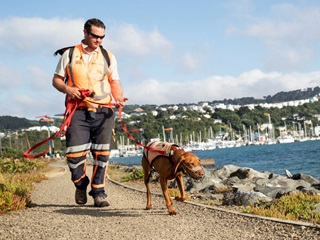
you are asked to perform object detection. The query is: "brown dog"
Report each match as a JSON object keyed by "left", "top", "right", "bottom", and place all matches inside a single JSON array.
[{"left": 142, "top": 141, "right": 204, "bottom": 215}]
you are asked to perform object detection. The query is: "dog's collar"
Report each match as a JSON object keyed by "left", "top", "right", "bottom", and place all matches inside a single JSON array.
[{"left": 169, "top": 147, "right": 183, "bottom": 157}]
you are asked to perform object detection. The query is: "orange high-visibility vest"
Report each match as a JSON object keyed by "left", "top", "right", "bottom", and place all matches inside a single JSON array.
[{"left": 66, "top": 44, "right": 113, "bottom": 109}]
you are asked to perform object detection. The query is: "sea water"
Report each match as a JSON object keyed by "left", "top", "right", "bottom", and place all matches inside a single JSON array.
[{"left": 110, "top": 140, "right": 320, "bottom": 179}]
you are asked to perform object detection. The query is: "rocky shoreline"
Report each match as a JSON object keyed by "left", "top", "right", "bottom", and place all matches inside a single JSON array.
[
  {"left": 118, "top": 162, "right": 320, "bottom": 220},
  {"left": 184, "top": 164, "right": 320, "bottom": 206}
]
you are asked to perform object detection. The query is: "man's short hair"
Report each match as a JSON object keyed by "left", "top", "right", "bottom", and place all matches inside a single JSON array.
[{"left": 84, "top": 18, "right": 105, "bottom": 32}]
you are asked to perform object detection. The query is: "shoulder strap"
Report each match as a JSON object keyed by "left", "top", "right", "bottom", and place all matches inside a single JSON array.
[
  {"left": 54, "top": 45, "right": 110, "bottom": 67},
  {"left": 99, "top": 45, "right": 111, "bottom": 67},
  {"left": 53, "top": 46, "right": 74, "bottom": 56},
  {"left": 68, "top": 47, "right": 75, "bottom": 63}
]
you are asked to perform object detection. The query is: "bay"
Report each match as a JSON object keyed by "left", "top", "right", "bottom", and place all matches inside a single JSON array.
[{"left": 110, "top": 140, "right": 320, "bottom": 179}]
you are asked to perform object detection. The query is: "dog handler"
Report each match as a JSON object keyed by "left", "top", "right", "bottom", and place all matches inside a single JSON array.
[{"left": 52, "top": 18, "right": 126, "bottom": 207}]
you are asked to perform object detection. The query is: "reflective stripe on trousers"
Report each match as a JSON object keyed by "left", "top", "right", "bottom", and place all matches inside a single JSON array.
[{"left": 66, "top": 107, "right": 114, "bottom": 193}]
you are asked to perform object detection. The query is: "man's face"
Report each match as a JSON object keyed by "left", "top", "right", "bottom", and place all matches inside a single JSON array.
[{"left": 84, "top": 25, "right": 105, "bottom": 49}]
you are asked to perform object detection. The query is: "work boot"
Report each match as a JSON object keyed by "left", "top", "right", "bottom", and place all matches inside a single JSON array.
[
  {"left": 94, "top": 195, "right": 110, "bottom": 207},
  {"left": 75, "top": 188, "right": 87, "bottom": 205}
]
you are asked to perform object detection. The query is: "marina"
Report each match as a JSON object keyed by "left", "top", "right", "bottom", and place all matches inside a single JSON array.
[{"left": 110, "top": 139, "right": 320, "bottom": 180}]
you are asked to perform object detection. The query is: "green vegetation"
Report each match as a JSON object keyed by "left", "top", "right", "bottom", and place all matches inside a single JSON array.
[
  {"left": 120, "top": 169, "right": 144, "bottom": 182},
  {"left": 242, "top": 192, "right": 320, "bottom": 224},
  {"left": 114, "top": 100, "right": 320, "bottom": 146},
  {"left": 0, "top": 158, "right": 49, "bottom": 213},
  {"left": 0, "top": 131, "right": 65, "bottom": 159}
]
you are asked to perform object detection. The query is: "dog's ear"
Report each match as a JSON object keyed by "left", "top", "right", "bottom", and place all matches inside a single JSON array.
[{"left": 174, "top": 153, "right": 186, "bottom": 174}]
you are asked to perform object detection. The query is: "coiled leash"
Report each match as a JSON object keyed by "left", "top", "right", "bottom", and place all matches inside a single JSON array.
[
  {"left": 23, "top": 89, "right": 114, "bottom": 158},
  {"left": 23, "top": 89, "right": 166, "bottom": 159}
]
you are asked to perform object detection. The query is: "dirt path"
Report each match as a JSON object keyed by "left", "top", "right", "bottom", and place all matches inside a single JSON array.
[{"left": 0, "top": 159, "right": 319, "bottom": 240}]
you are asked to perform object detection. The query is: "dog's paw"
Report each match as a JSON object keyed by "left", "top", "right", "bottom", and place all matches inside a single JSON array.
[
  {"left": 174, "top": 196, "right": 186, "bottom": 202},
  {"left": 169, "top": 210, "right": 177, "bottom": 215},
  {"left": 146, "top": 205, "right": 152, "bottom": 210}
]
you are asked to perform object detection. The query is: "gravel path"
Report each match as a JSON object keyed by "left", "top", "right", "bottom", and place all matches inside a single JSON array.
[{"left": 0, "top": 159, "right": 319, "bottom": 240}]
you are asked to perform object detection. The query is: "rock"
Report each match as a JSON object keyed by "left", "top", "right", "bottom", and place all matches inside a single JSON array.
[
  {"left": 299, "top": 186, "right": 320, "bottom": 195},
  {"left": 254, "top": 185, "right": 298, "bottom": 199},
  {"left": 232, "top": 181, "right": 256, "bottom": 192},
  {"left": 312, "top": 183, "right": 320, "bottom": 190},
  {"left": 222, "top": 189, "right": 272, "bottom": 206},
  {"left": 229, "top": 168, "right": 250, "bottom": 179},
  {"left": 184, "top": 168, "right": 225, "bottom": 193},
  {"left": 212, "top": 165, "right": 241, "bottom": 180},
  {"left": 223, "top": 176, "right": 242, "bottom": 185},
  {"left": 295, "top": 174, "right": 320, "bottom": 185}
]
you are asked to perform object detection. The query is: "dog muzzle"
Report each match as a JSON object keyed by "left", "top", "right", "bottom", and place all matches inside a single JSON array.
[{"left": 181, "top": 163, "right": 205, "bottom": 181}]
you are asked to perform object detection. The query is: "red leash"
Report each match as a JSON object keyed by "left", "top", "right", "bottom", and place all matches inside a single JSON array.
[
  {"left": 24, "top": 90, "right": 166, "bottom": 158},
  {"left": 117, "top": 106, "right": 167, "bottom": 155},
  {"left": 24, "top": 90, "right": 114, "bottom": 158}
]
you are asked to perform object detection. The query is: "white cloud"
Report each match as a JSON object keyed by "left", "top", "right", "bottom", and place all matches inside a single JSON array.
[
  {"left": 107, "top": 24, "right": 174, "bottom": 57},
  {"left": 226, "top": 3, "right": 320, "bottom": 71},
  {"left": 125, "top": 70, "right": 320, "bottom": 105},
  {"left": 0, "top": 17, "right": 83, "bottom": 53}
]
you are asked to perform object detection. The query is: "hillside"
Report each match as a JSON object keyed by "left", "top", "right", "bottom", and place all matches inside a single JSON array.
[
  {"left": 1, "top": 87, "right": 319, "bottom": 132},
  {"left": 207, "top": 87, "right": 320, "bottom": 106},
  {"left": 0, "top": 116, "right": 37, "bottom": 132}
]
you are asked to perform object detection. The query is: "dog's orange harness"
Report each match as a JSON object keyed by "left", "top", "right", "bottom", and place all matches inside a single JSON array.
[{"left": 143, "top": 141, "right": 179, "bottom": 166}]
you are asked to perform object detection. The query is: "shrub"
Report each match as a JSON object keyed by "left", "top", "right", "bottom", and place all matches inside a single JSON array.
[
  {"left": 121, "top": 169, "right": 144, "bottom": 182},
  {"left": 243, "top": 192, "right": 320, "bottom": 224},
  {"left": 0, "top": 158, "right": 48, "bottom": 213}
]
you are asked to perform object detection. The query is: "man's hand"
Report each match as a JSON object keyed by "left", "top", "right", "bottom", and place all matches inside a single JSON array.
[
  {"left": 52, "top": 74, "right": 82, "bottom": 100},
  {"left": 66, "top": 86, "right": 82, "bottom": 100},
  {"left": 115, "top": 97, "right": 128, "bottom": 108}
]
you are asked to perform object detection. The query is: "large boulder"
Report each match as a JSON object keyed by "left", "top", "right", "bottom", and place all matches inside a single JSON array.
[
  {"left": 212, "top": 165, "right": 242, "bottom": 180},
  {"left": 184, "top": 168, "right": 225, "bottom": 193},
  {"left": 290, "top": 173, "right": 320, "bottom": 185},
  {"left": 222, "top": 190, "right": 272, "bottom": 206}
]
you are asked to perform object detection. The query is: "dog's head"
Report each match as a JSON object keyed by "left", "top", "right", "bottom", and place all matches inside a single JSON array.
[{"left": 174, "top": 151, "right": 205, "bottom": 180}]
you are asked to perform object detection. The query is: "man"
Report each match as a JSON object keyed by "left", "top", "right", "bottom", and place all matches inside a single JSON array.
[{"left": 52, "top": 18, "right": 126, "bottom": 207}]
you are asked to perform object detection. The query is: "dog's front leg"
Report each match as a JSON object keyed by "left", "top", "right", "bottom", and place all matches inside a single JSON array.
[
  {"left": 160, "top": 177, "right": 176, "bottom": 215},
  {"left": 174, "top": 175, "right": 186, "bottom": 202}
]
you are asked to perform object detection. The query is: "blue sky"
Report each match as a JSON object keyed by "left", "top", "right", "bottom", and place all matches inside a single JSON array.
[{"left": 1, "top": 0, "right": 320, "bottom": 119}]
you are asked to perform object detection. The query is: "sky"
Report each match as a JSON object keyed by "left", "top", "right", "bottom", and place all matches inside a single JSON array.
[{"left": 1, "top": 0, "right": 320, "bottom": 120}]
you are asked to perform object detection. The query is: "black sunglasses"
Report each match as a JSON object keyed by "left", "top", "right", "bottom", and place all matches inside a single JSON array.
[{"left": 88, "top": 31, "right": 105, "bottom": 40}]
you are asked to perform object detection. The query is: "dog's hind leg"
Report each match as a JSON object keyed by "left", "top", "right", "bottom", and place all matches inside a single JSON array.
[
  {"left": 174, "top": 174, "right": 186, "bottom": 202},
  {"left": 142, "top": 156, "right": 152, "bottom": 210}
]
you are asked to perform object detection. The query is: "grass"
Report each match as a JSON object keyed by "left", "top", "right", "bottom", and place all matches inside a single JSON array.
[{"left": 0, "top": 158, "right": 50, "bottom": 214}]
